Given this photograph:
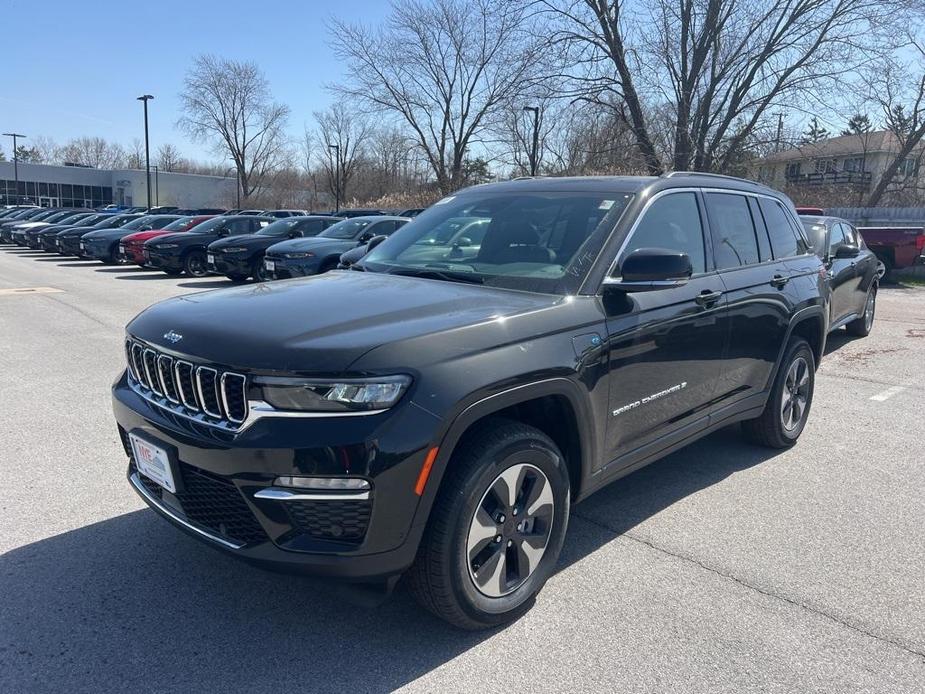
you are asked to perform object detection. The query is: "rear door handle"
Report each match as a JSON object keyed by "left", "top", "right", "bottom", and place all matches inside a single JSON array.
[
  {"left": 770, "top": 274, "right": 789, "bottom": 288},
  {"left": 695, "top": 290, "right": 723, "bottom": 307}
]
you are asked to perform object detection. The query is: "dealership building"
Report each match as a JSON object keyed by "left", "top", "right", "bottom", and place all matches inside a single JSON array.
[{"left": 0, "top": 161, "right": 236, "bottom": 209}]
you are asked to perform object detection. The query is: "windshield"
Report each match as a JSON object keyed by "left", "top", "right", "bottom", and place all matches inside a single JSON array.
[
  {"left": 91, "top": 214, "right": 137, "bottom": 229},
  {"left": 120, "top": 216, "right": 156, "bottom": 231},
  {"left": 161, "top": 216, "right": 203, "bottom": 232},
  {"left": 801, "top": 220, "right": 827, "bottom": 254},
  {"left": 319, "top": 218, "right": 372, "bottom": 240},
  {"left": 44, "top": 211, "right": 80, "bottom": 223},
  {"left": 361, "top": 191, "right": 633, "bottom": 294},
  {"left": 187, "top": 216, "right": 234, "bottom": 234},
  {"left": 76, "top": 214, "right": 107, "bottom": 226},
  {"left": 256, "top": 218, "right": 304, "bottom": 237}
]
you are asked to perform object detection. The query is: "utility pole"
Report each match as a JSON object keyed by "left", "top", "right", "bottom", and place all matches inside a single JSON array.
[
  {"left": 523, "top": 106, "right": 540, "bottom": 176},
  {"left": 3, "top": 132, "right": 26, "bottom": 204},
  {"left": 328, "top": 143, "right": 341, "bottom": 213},
  {"left": 136, "top": 94, "right": 154, "bottom": 210},
  {"left": 774, "top": 112, "right": 785, "bottom": 153}
]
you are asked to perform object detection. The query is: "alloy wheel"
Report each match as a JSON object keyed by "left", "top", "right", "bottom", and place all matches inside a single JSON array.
[
  {"left": 780, "top": 356, "right": 810, "bottom": 432},
  {"left": 466, "top": 463, "right": 554, "bottom": 598},
  {"left": 864, "top": 291, "right": 876, "bottom": 332}
]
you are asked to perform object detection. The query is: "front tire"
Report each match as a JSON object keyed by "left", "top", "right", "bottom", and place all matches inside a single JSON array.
[
  {"left": 407, "top": 419, "right": 570, "bottom": 629},
  {"left": 183, "top": 250, "right": 208, "bottom": 277},
  {"left": 846, "top": 285, "right": 876, "bottom": 337},
  {"left": 742, "top": 338, "right": 815, "bottom": 449}
]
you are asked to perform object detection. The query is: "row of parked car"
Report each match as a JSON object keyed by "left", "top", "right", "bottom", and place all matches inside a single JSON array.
[{"left": 0, "top": 204, "right": 427, "bottom": 283}]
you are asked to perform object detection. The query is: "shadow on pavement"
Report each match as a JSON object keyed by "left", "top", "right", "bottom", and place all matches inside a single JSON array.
[
  {"left": 176, "top": 279, "right": 239, "bottom": 289},
  {"left": 0, "top": 425, "right": 778, "bottom": 692}
]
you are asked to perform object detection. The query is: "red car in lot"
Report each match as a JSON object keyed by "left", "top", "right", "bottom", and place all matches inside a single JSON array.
[{"left": 119, "top": 215, "right": 216, "bottom": 266}]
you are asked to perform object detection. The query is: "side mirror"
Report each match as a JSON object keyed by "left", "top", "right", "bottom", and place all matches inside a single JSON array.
[
  {"left": 455, "top": 236, "right": 473, "bottom": 247},
  {"left": 358, "top": 232, "right": 374, "bottom": 244},
  {"left": 604, "top": 247, "right": 692, "bottom": 293},
  {"left": 833, "top": 243, "right": 860, "bottom": 259},
  {"left": 366, "top": 234, "right": 387, "bottom": 252},
  {"left": 288, "top": 230, "right": 301, "bottom": 238}
]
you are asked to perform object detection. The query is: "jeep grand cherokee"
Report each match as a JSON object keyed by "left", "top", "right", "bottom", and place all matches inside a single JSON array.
[{"left": 112, "top": 173, "right": 828, "bottom": 629}]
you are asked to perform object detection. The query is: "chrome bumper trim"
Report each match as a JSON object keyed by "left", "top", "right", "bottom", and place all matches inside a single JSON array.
[{"left": 253, "top": 487, "right": 371, "bottom": 502}]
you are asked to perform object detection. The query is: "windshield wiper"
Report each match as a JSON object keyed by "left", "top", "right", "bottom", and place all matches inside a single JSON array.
[{"left": 388, "top": 267, "right": 484, "bottom": 284}]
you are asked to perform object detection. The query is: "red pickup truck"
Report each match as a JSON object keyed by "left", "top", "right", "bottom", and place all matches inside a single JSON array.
[{"left": 855, "top": 227, "right": 925, "bottom": 272}]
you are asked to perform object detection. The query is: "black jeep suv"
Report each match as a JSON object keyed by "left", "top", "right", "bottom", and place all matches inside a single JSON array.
[{"left": 112, "top": 174, "right": 828, "bottom": 629}]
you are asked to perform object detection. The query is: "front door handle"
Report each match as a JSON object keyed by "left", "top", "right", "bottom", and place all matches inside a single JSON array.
[
  {"left": 695, "top": 290, "right": 723, "bottom": 307},
  {"left": 770, "top": 274, "right": 789, "bottom": 288}
]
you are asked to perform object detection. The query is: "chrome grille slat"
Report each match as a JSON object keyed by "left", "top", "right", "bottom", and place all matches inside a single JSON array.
[
  {"left": 174, "top": 360, "right": 199, "bottom": 411},
  {"left": 196, "top": 366, "right": 223, "bottom": 418},
  {"left": 125, "top": 340, "right": 247, "bottom": 429},
  {"left": 157, "top": 355, "right": 179, "bottom": 403},
  {"left": 142, "top": 349, "right": 162, "bottom": 396}
]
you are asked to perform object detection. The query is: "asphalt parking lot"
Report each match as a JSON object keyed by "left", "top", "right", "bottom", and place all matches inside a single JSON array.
[{"left": 1, "top": 248, "right": 924, "bottom": 693}]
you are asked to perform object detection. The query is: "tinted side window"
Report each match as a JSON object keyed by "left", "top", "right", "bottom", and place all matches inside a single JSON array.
[
  {"left": 227, "top": 219, "right": 253, "bottom": 234},
  {"left": 828, "top": 223, "right": 846, "bottom": 255},
  {"left": 370, "top": 220, "right": 399, "bottom": 235},
  {"left": 758, "top": 198, "right": 801, "bottom": 259},
  {"left": 622, "top": 192, "right": 706, "bottom": 274},
  {"left": 705, "top": 193, "right": 760, "bottom": 269},
  {"left": 299, "top": 219, "right": 326, "bottom": 235},
  {"left": 748, "top": 197, "right": 772, "bottom": 261},
  {"left": 839, "top": 223, "right": 858, "bottom": 247}
]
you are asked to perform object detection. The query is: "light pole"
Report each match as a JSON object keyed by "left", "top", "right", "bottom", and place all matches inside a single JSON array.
[
  {"left": 152, "top": 165, "right": 159, "bottom": 205},
  {"left": 523, "top": 106, "right": 540, "bottom": 176},
  {"left": 328, "top": 143, "right": 340, "bottom": 213},
  {"left": 223, "top": 165, "right": 241, "bottom": 209},
  {"left": 136, "top": 94, "right": 154, "bottom": 211},
  {"left": 3, "top": 132, "right": 26, "bottom": 204}
]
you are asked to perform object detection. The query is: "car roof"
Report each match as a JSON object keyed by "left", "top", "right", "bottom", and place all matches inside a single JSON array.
[
  {"left": 460, "top": 172, "right": 780, "bottom": 199},
  {"left": 343, "top": 215, "right": 411, "bottom": 222}
]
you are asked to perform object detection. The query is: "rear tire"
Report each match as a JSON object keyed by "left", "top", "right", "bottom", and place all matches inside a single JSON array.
[
  {"left": 846, "top": 285, "right": 876, "bottom": 337},
  {"left": 742, "top": 338, "right": 815, "bottom": 449},
  {"left": 407, "top": 419, "right": 570, "bottom": 630},
  {"left": 183, "top": 250, "right": 208, "bottom": 277}
]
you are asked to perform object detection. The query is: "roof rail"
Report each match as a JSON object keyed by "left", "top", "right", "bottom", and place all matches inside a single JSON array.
[{"left": 662, "top": 170, "right": 771, "bottom": 189}]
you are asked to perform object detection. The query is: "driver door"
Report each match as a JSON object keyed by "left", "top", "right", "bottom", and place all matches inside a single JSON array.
[{"left": 602, "top": 191, "right": 729, "bottom": 469}]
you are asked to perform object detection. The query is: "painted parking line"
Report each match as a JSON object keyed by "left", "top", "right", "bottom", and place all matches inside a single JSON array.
[
  {"left": 869, "top": 385, "right": 906, "bottom": 402},
  {"left": 0, "top": 286, "right": 64, "bottom": 296}
]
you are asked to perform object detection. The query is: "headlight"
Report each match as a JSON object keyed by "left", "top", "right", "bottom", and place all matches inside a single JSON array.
[
  {"left": 221, "top": 247, "right": 249, "bottom": 253},
  {"left": 256, "top": 375, "right": 411, "bottom": 412},
  {"left": 283, "top": 251, "right": 315, "bottom": 259},
  {"left": 155, "top": 243, "right": 180, "bottom": 249}
]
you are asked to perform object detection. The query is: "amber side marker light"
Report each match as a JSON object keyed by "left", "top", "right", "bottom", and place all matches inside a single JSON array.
[{"left": 414, "top": 447, "right": 440, "bottom": 496}]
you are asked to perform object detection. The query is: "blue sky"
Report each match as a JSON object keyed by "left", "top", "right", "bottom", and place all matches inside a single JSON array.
[{"left": 2, "top": 0, "right": 393, "bottom": 161}]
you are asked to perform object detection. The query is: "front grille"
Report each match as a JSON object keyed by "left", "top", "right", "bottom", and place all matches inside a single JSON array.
[
  {"left": 121, "top": 427, "right": 266, "bottom": 546},
  {"left": 284, "top": 499, "right": 372, "bottom": 543},
  {"left": 125, "top": 339, "right": 248, "bottom": 429},
  {"left": 178, "top": 464, "right": 267, "bottom": 545}
]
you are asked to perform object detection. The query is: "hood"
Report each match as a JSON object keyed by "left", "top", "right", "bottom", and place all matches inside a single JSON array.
[
  {"left": 148, "top": 231, "right": 211, "bottom": 247},
  {"left": 266, "top": 236, "right": 355, "bottom": 255},
  {"left": 209, "top": 234, "right": 278, "bottom": 250},
  {"left": 81, "top": 228, "right": 129, "bottom": 241},
  {"left": 127, "top": 270, "right": 559, "bottom": 374},
  {"left": 124, "top": 229, "right": 174, "bottom": 244},
  {"left": 15, "top": 221, "right": 51, "bottom": 230}
]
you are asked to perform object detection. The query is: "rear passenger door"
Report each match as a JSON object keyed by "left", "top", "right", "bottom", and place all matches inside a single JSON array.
[{"left": 704, "top": 192, "right": 793, "bottom": 412}]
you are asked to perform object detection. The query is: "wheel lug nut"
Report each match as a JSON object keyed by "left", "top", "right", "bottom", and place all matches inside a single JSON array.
[
  {"left": 507, "top": 539, "right": 513, "bottom": 547},
  {"left": 512, "top": 508, "right": 518, "bottom": 516},
  {"left": 494, "top": 534, "right": 502, "bottom": 543},
  {"left": 497, "top": 514, "right": 505, "bottom": 523}
]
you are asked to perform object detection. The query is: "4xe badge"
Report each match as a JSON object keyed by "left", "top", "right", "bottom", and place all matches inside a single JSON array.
[{"left": 163, "top": 330, "right": 183, "bottom": 344}]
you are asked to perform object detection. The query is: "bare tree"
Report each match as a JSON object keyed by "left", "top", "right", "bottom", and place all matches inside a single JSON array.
[
  {"left": 157, "top": 143, "right": 185, "bottom": 172},
  {"left": 866, "top": 40, "right": 925, "bottom": 206},
  {"left": 58, "top": 137, "right": 126, "bottom": 168},
  {"left": 543, "top": 0, "right": 908, "bottom": 174},
  {"left": 178, "top": 54, "right": 291, "bottom": 200},
  {"left": 30, "top": 136, "right": 61, "bottom": 164},
  {"left": 125, "top": 138, "right": 145, "bottom": 169},
  {"left": 330, "top": 0, "right": 543, "bottom": 192},
  {"left": 313, "top": 104, "right": 373, "bottom": 203}
]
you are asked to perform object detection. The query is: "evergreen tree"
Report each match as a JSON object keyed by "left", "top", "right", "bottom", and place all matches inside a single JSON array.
[
  {"left": 840, "top": 114, "right": 872, "bottom": 136},
  {"left": 801, "top": 117, "right": 830, "bottom": 143}
]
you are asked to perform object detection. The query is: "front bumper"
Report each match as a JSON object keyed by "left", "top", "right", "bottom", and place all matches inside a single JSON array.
[
  {"left": 120, "top": 243, "right": 147, "bottom": 265},
  {"left": 10, "top": 231, "right": 28, "bottom": 246},
  {"left": 112, "top": 373, "right": 438, "bottom": 580},
  {"left": 58, "top": 236, "right": 84, "bottom": 256},
  {"left": 81, "top": 238, "right": 112, "bottom": 260},
  {"left": 264, "top": 256, "right": 318, "bottom": 280},
  {"left": 146, "top": 249, "right": 184, "bottom": 272},
  {"left": 207, "top": 251, "right": 253, "bottom": 276}
]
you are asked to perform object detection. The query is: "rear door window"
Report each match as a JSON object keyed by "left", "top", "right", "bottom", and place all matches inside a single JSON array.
[
  {"left": 758, "top": 198, "right": 802, "bottom": 259},
  {"left": 705, "top": 193, "right": 760, "bottom": 269}
]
